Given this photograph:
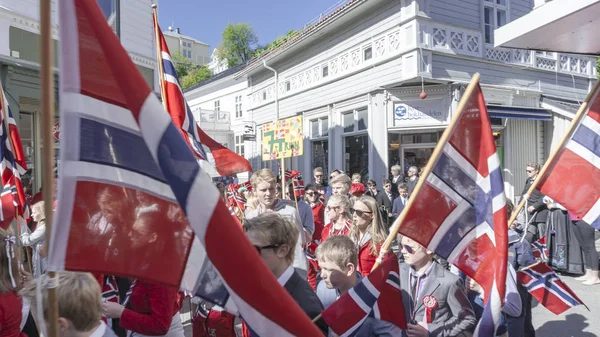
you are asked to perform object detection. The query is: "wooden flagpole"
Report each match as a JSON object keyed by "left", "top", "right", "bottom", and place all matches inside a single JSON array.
[
  {"left": 0, "top": 81, "right": 34, "bottom": 273},
  {"left": 40, "top": 1, "right": 58, "bottom": 336},
  {"left": 152, "top": 4, "right": 168, "bottom": 112},
  {"left": 508, "top": 79, "right": 600, "bottom": 227},
  {"left": 370, "top": 73, "right": 482, "bottom": 272}
]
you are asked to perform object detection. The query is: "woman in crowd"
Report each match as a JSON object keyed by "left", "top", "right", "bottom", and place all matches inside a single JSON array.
[
  {"left": 321, "top": 194, "right": 352, "bottom": 241},
  {"left": 350, "top": 195, "right": 388, "bottom": 276},
  {"left": 20, "top": 201, "right": 47, "bottom": 278},
  {"left": 571, "top": 213, "right": 600, "bottom": 285},
  {"left": 544, "top": 197, "right": 584, "bottom": 275},
  {"left": 349, "top": 182, "right": 366, "bottom": 204}
]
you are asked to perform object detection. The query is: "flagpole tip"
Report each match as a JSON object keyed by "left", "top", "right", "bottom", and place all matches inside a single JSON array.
[{"left": 151, "top": 4, "right": 157, "bottom": 9}]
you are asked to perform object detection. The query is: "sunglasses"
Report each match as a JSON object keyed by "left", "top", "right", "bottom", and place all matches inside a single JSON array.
[
  {"left": 401, "top": 244, "right": 418, "bottom": 254},
  {"left": 253, "top": 244, "right": 280, "bottom": 254},
  {"left": 351, "top": 208, "right": 373, "bottom": 217},
  {"left": 326, "top": 206, "right": 340, "bottom": 211}
]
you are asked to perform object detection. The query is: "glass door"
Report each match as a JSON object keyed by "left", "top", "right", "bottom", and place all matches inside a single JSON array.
[{"left": 400, "top": 143, "right": 436, "bottom": 176}]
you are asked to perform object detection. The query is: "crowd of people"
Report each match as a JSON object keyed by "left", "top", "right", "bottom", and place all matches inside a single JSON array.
[{"left": 0, "top": 163, "right": 597, "bottom": 337}]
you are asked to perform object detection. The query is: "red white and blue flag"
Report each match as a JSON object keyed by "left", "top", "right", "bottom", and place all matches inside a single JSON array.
[
  {"left": 537, "top": 82, "right": 600, "bottom": 230},
  {"left": 396, "top": 78, "right": 507, "bottom": 336},
  {"left": 531, "top": 235, "right": 548, "bottom": 261},
  {"left": 321, "top": 256, "right": 406, "bottom": 336},
  {"left": 48, "top": 1, "right": 323, "bottom": 336},
  {"left": 0, "top": 86, "right": 29, "bottom": 228},
  {"left": 517, "top": 262, "right": 586, "bottom": 315},
  {"left": 153, "top": 15, "right": 252, "bottom": 177}
]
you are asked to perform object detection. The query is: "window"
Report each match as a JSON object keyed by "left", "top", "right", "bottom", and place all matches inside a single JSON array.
[
  {"left": 341, "top": 107, "right": 369, "bottom": 133},
  {"left": 345, "top": 135, "right": 369, "bottom": 180},
  {"left": 214, "top": 100, "right": 220, "bottom": 112},
  {"left": 322, "top": 65, "right": 329, "bottom": 78},
  {"left": 483, "top": 0, "right": 508, "bottom": 44},
  {"left": 97, "top": 0, "right": 118, "bottom": 34},
  {"left": 235, "top": 135, "right": 245, "bottom": 157},
  {"left": 187, "top": 50, "right": 192, "bottom": 58},
  {"left": 286, "top": 81, "right": 291, "bottom": 91},
  {"left": 363, "top": 46, "right": 373, "bottom": 61},
  {"left": 235, "top": 95, "right": 243, "bottom": 118},
  {"left": 310, "top": 116, "right": 329, "bottom": 175}
]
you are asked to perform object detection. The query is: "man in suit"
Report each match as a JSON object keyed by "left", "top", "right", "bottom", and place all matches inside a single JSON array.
[
  {"left": 379, "top": 179, "right": 396, "bottom": 228},
  {"left": 521, "top": 163, "right": 549, "bottom": 243},
  {"left": 243, "top": 212, "right": 328, "bottom": 335},
  {"left": 406, "top": 166, "right": 419, "bottom": 196},
  {"left": 398, "top": 235, "right": 476, "bottom": 337},
  {"left": 390, "top": 164, "right": 405, "bottom": 195},
  {"left": 392, "top": 183, "right": 409, "bottom": 219}
]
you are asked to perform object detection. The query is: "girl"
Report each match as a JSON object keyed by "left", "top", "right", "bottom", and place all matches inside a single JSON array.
[
  {"left": 350, "top": 196, "right": 388, "bottom": 276},
  {"left": 20, "top": 201, "right": 46, "bottom": 278},
  {"left": 321, "top": 195, "right": 352, "bottom": 241}
]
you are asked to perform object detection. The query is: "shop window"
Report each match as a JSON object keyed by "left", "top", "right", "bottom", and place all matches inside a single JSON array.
[
  {"left": 400, "top": 132, "right": 439, "bottom": 144},
  {"left": 344, "top": 135, "right": 369, "bottom": 179},
  {"left": 388, "top": 133, "right": 400, "bottom": 169},
  {"left": 342, "top": 107, "right": 369, "bottom": 133},
  {"left": 312, "top": 140, "right": 329, "bottom": 173}
]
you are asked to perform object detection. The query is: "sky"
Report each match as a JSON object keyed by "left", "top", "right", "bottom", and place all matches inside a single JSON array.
[{"left": 157, "top": 0, "right": 344, "bottom": 51}]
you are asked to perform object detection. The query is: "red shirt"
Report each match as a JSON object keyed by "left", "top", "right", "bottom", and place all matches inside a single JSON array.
[
  {"left": 357, "top": 241, "right": 388, "bottom": 277},
  {"left": 320, "top": 221, "right": 351, "bottom": 242},
  {"left": 120, "top": 280, "right": 179, "bottom": 335},
  {"left": 310, "top": 203, "right": 325, "bottom": 242},
  {"left": 0, "top": 291, "right": 23, "bottom": 337}
]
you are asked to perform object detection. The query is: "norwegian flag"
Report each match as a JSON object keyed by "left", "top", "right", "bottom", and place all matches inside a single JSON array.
[
  {"left": 48, "top": 1, "right": 324, "bottom": 336},
  {"left": 321, "top": 256, "right": 406, "bottom": 335},
  {"left": 226, "top": 184, "right": 246, "bottom": 212},
  {"left": 153, "top": 15, "right": 252, "bottom": 177},
  {"left": 101, "top": 276, "right": 119, "bottom": 325},
  {"left": 0, "top": 86, "right": 29, "bottom": 228},
  {"left": 537, "top": 82, "right": 600, "bottom": 229},
  {"left": 517, "top": 262, "right": 586, "bottom": 315},
  {"left": 531, "top": 236, "right": 548, "bottom": 261},
  {"left": 290, "top": 171, "right": 305, "bottom": 198},
  {"left": 396, "top": 77, "right": 507, "bottom": 336}
]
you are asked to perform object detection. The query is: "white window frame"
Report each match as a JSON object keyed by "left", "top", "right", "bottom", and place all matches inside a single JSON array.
[
  {"left": 482, "top": 0, "right": 510, "bottom": 46},
  {"left": 235, "top": 95, "right": 243, "bottom": 118},
  {"left": 235, "top": 135, "right": 245, "bottom": 157},
  {"left": 309, "top": 116, "right": 329, "bottom": 140},
  {"left": 214, "top": 100, "right": 220, "bottom": 112},
  {"left": 341, "top": 106, "right": 369, "bottom": 135}
]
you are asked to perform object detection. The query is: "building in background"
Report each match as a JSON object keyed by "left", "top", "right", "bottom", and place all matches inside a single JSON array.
[
  {"left": 0, "top": 0, "right": 157, "bottom": 193},
  {"left": 208, "top": 49, "right": 229, "bottom": 75},
  {"left": 235, "top": 0, "right": 596, "bottom": 202},
  {"left": 163, "top": 27, "right": 210, "bottom": 65}
]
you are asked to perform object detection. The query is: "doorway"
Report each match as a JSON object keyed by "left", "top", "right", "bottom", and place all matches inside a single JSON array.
[{"left": 400, "top": 143, "right": 436, "bottom": 175}]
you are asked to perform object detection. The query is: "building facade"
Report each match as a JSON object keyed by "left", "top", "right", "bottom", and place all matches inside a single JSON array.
[
  {"left": 235, "top": 0, "right": 596, "bottom": 202},
  {"left": 207, "top": 49, "right": 229, "bottom": 75},
  {"left": 163, "top": 27, "right": 210, "bottom": 66},
  {"left": 184, "top": 64, "right": 252, "bottom": 180},
  {"left": 0, "top": 0, "right": 157, "bottom": 192}
]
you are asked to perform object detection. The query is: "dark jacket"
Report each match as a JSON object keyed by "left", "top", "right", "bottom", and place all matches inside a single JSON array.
[
  {"left": 284, "top": 270, "right": 328, "bottom": 334},
  {"left": 521, "top": 178, "right": 549, "bottom": 223}
]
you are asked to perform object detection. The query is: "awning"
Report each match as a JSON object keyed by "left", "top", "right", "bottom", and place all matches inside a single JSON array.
[
  {"left": 494, "top": 0, "right": 600, "bottom": 55},
  {"left": 487, "top": 106, "right": 552, "bottom": 121}
]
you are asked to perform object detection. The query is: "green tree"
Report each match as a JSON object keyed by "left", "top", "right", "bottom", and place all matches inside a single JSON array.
[
  {"left": 253, "top": 30, "right": 298, "bottom": 59},
  {"left": 180, "top": 65, "right": 212, "bottom": 90},
  {"left": 169, "top": 52, "right": 212, "bottom": 90},
  {"left": 217, "top": 23, "right": 258, "bottom": 67}
]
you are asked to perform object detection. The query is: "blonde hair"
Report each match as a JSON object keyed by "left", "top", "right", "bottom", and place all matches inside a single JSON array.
[
  {"left": 243, "top": 213, "right": 298, "bottom": 265},
  {"left": 351, "top": 173, "right": 361, "bottom": 183},
  {"left": 32, "top": 201, "right": 45, "bottom": 220},
  {"left": 331, "top": 174, "right": 351, "bottom": 189},
  {"left": 20, "top": 271, "right": 102, "bottom": 332},
  {"left": 351, "top": 196, "right": 388, "bottom": 255},
  {"left": 326, "top": 194, "right": 352, "bottom": 221},
  {"left": 251, "top": 169, "right": 277, "bottom": 189},
  {"left": 316, "top": 235, "right": 358, "bottom": 268},
  {"left": 0, "top": 229, "right": 19, "bottom": 293},
  {"left": 244, "top": 193, "right": 260, "bottom": 214}
]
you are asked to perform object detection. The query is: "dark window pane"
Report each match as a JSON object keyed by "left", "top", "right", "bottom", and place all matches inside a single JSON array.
[
  {"left": 357, "top": 108, "right": 368, "bottom": 130},
  {"left": 345, "top": 135, "right": 369, "bottom": 179},
  {"left": 321, "top": 117, "right": 329, "bottom": 137},
  {"left": 343, "top": 112, "right": 354, "bottom": 133}
]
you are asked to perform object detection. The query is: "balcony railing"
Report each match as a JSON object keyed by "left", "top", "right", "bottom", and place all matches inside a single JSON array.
[
  {"left": 420, "top": 22, "right": 597, "bottom": 78},
  {"left": 194, "top": 109, "right": 231, "bottom": 131}
]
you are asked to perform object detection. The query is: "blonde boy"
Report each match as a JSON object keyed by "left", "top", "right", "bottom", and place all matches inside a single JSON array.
[
  {"left": 20, "top": 271, "right": 118, "bottom": 337},
  {"left": 316, "top": 236, "right": 402, "bottom": 336}
]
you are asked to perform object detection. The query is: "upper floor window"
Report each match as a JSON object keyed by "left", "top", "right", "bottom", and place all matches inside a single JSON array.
[
  {"left": 322, "top": 65, "right": 329, "bottom": 78},
  {"left": 484, "top": 0, "right": 508, "bottom": 45},
  {"left": 235, "top": 95, "right": 243, "bottom": 118},
  {"left": 342, "top": 107, "right": 368, "bottom": 133},
  {"left": 214, "top": 100, "right": 220, "bottom": 112},
  {"left": 235, "top": 135, "right": 245, "bottom": 157},
  {"left": 310, "top": 117, "right": 329, "bottom": 139}
]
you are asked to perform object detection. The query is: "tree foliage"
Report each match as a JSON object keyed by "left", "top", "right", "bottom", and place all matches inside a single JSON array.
[
  {"left": 216, "top": 23, "right": 258, "bottom": 67},
  {"left": 253, "top": 30, "right": 298, "bottom": 59},
  {"left": 170, "top": 52, "right": 212, "bottom": 90}
]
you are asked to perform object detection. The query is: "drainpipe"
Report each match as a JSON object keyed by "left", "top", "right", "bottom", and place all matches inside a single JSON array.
[{"left": 262, "top": 61, "right": 279, "bottom": 120}]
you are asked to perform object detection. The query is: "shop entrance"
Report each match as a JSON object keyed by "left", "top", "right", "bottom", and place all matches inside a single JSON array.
[{"left": 400, "top": 143, "right": 436, "bottom": 175}]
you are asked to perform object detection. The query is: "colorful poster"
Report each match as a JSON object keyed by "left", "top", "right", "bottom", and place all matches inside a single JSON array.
[{"left": 262, "top": 116, "right": 303, "bottom": 160}]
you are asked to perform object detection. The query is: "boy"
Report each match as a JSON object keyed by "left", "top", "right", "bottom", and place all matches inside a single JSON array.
[
  {"left": 20, "top": 271, "right": 118, "bottom": 337},
  {"left": 316, "top": 236, "right": 403, "bottom": 336},
  {"left": 243, "top": 213, "right": 328, "bottom": 335},
  {"left": 399, "top": 235, "right": 476, "bottom": 337}
]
